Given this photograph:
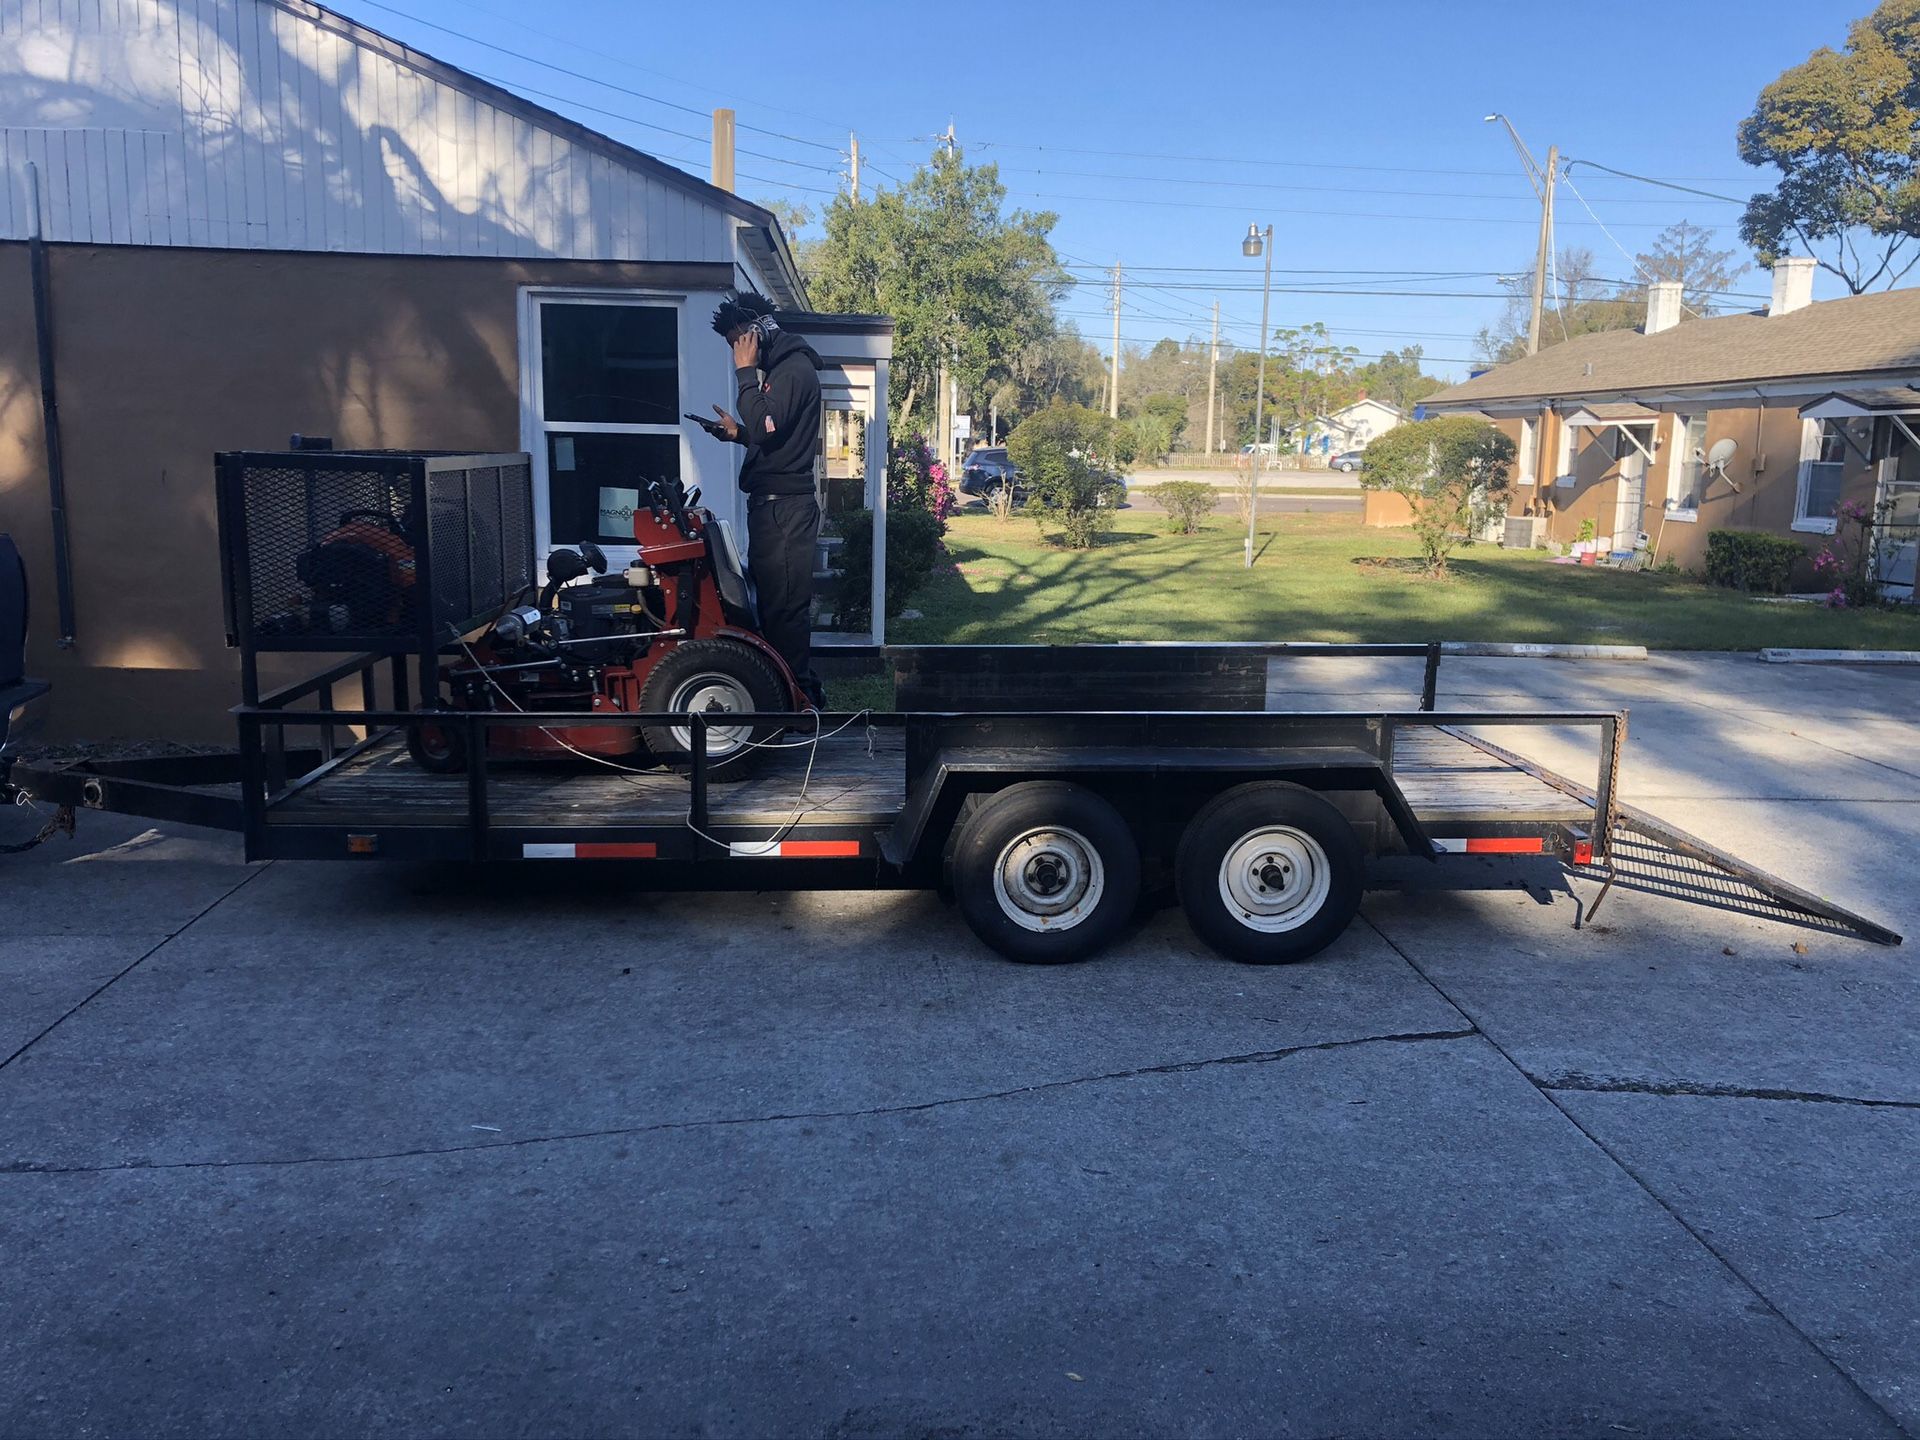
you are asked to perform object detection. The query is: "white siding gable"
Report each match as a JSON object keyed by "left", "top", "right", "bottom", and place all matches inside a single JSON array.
[{"left": 0, "top": 0, "right": 782, "bottom": 280}]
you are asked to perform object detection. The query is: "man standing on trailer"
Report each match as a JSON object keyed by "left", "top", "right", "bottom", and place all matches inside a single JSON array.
[{"left": 704, "top": 294, "right": 827, "bottom": 709}]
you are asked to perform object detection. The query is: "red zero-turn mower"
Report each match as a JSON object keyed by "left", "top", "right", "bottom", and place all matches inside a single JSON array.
[{"left": 407, "top": 475, "right": 804, "bottom": 781}]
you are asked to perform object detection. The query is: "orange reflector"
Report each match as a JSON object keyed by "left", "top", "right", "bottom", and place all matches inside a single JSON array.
[
  {"left": 347, "top": 834, "right": 379, "bottom": 855},
  {"left": 776, "top": 840, "right": 863, "bottom": 858},
  {"left": 576, "top": 842, "right": 658, "bottom": 859},
  {"left": 1572, "top": 840, "right": 1594, "bottom": 865},
  {"left": 1466, "top": 837, "right": 1546, "bottom": 854}
]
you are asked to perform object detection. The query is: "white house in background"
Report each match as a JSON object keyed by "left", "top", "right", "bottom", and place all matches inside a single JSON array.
[{"left": 1302, "top": 396, "right": 1406, "bottom": 453}]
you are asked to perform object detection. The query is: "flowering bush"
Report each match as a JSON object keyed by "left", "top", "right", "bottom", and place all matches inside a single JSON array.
[
  {"left": 887, "top": 436, "right": 955, "bottom": 534},
  {"left": 1812, "top": 498, "right": 1881, "bottom": 609}
]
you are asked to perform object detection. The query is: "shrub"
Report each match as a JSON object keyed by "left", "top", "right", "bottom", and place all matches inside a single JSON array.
[
  {"left": 1146, "top": 480, "right": 1218, "bottom": 535},
  {"left": 1360, "top": 417, "right": 1517, "bottom": 577},
  {"left": 886, "top": 435, "right": 955, "bottom": 534},
  {"left": 1704, "top": 530, "right": 1804, "bottom": 594},
  {"left": 831, "top": 507, "right": 944, "bottom": 626},
  {"left": 1007, "top": 403, "right": 1126, "bottom": 550}
]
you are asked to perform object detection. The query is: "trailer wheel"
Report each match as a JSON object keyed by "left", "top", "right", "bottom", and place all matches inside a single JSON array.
[
  {"left": 952, "top": 782, "right": 1140, "bottom": 964},
  {"left": 406, "top": 715, "right": 468, "bottom": 774},
  {"left": 638, "top": 638, "right": 787, "bottom": 782},
  {"left": 1176, "top": 782, "right": 1362, "bottom": 964}
]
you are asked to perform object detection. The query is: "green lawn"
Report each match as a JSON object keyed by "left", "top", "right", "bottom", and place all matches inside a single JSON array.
[{"left": 887, "top": 510, "right": 1920, "bottom": 650}]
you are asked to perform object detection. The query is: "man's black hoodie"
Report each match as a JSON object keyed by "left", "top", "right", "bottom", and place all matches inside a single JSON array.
[{"left": 733, "top": 330, "right": 824, "bottom": 497}]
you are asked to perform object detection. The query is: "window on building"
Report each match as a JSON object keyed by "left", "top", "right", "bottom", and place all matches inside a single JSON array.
[
  {"left": 1669, "top": 413, "right": 1708, "bottom": 517},
  {"left": 1516, "top": 417, "right": 1537, "bottom": 485},
  {"left": 1795, "top": 419, "right": 1849, "bottom": 531},
  {"left": 1555, "top": 418, "right": 1580, "bottom": 483},
  {"left": 532, "top": 298, "right": 683, "bottom": 546}
]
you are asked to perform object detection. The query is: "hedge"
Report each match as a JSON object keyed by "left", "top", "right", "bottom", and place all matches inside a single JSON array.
[{"left": 1704, "top": 530, "right": 1804, "bottom": 594}]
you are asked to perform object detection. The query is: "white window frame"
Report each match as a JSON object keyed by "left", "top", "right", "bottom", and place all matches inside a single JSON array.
[
  {"left": 1554, "top": 415, "right": 1578, "bottom": 486},
  {"left": 1515, "top": 416, "right": 1537, "bottom": 486},
  {"left": 1664, "top": 413, "right": 1706, "bottom": 523},
  {"left": 1793, "top": 418, "right": 1845, "bottom": 534},
  {"left": 517, "top": 287, "right": 697, "bottom": 565}
]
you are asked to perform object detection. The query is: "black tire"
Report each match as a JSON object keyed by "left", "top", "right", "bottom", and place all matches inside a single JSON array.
[
  {"left": 406, "top": 714, "right": 469, "bottom": 774},
  {"left": 1175, "top": 782, "right": 1363, "bottom": 964},
  {"left": 951, "top": 781, "right": 1140, "bottom": 964},
  {"left": 638, "top": 637, "right": 788, "bottom": 783}
]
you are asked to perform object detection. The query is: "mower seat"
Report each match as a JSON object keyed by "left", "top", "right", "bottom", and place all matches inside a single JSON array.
[{"left": 706, "top": 520, "right": 759, "bottom": 629}]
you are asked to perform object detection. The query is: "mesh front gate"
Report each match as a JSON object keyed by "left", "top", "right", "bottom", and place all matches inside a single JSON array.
[{"left": 217, "top": 449, "right": 534, "bottom": 700}]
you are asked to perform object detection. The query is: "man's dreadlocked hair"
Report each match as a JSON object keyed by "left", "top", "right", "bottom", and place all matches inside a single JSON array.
[{"left": 711, "top": 292, "right": 779, "bottom": 339}]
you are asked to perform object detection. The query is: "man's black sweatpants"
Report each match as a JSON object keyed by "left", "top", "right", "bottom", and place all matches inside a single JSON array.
[{"left": 746, "top": 492, "right": 821, "bottom": 700}]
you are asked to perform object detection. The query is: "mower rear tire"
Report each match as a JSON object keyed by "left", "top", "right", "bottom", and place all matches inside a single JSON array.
[
  {"left": 951, "top": 781, "right": 1140, "bottom": 964},
  {"left": 638, "top": 638, "right": 788, "bottom": 782},
  {"left": 406, "top": 714, "right": 469, "bottom": 774}
]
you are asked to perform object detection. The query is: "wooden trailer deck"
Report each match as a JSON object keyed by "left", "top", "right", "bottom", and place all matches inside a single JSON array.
[{"left": 267, "top": 722, "right": 1590, "bottom": 832}]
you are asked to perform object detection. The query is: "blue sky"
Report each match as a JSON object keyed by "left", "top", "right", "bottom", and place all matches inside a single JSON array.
[{"left": 335, "top": 0, "right": 1872, "bottom": 380}]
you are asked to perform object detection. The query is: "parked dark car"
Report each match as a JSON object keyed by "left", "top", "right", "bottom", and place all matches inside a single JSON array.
[
  {"left": 0, "top": 534, "right": 51, "bottom": 789},
  {"left": 1331, "top": 449, "right": 1367, "bottom": 472},
  {"left": 959, "top": 446, "right": 1023, "bottom": 500}
]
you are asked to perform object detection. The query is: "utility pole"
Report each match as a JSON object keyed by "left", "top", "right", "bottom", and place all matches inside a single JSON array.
[
  {"left": 1527, "top": 146, "right": 1558, "bottom": 356},
  {"left": 1108, "top": 263, "right": 1122, "bottom": 420},
  {"left": 937, "top": 354, "right": 952, "bottom": 471},
  {"left": 849, "top": 133, "right": 861, "bottom": 203},
  {"left": 1484, "top": 116, "right": 1555, "bottom": 356},
  {"left": 1205, "top": 301, "right": 1219, "bottom": 455},
  {"left": 942, "top": 122, "right": 957, "bottom": 158},
  {"left": 1242, "top": 223, "right": 1273, "bottom": 569},
  {"left": 711, "top": 108, "right": 736, "bottom": 192}
]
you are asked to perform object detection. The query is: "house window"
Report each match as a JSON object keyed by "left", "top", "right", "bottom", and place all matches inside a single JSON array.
[
  {"left": 532, "top": 298, "right": 683, "bottom": 546},
  {"left": 1555, "top": 417, "right": 1580, "bottom": 484},
  {"left": 1795, "top": 419, "right": 1848, "bottom": 532},
  {"left": 1516, "top": 417, "right": 1537, "bottom": 485},
  {"left": 1668, "top": 413, "right": 1708, "bottom": 518}
]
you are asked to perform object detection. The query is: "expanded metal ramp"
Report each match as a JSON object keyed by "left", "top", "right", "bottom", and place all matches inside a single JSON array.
[{"left": 1442, "top": 727, "right": 1902, "bottom": 947}]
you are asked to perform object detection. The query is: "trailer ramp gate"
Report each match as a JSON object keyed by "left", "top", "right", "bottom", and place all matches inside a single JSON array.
[{"left": 1444, "top": 727, "right": 1902, "bottom": 947}]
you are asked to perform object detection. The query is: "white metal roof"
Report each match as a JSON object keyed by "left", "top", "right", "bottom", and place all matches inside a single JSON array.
[{"left": 0, "top": 0, "right": 807, "bottom": 302}]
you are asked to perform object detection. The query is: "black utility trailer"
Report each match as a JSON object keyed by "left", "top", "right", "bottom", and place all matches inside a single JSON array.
[{"left": 15, "top": 641, "right": 1899, "bottom": 962}]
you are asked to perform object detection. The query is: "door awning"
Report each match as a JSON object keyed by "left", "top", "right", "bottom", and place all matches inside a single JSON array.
[
  {"left": 1798, "top": 390, "right": 1920, "bottom": 420},
  {"left": 1562, "top": 402, "right": 1659, "bottom": 425},
  {"left": 1562, "top": 404, "right": 1657, "bottom": 461}
]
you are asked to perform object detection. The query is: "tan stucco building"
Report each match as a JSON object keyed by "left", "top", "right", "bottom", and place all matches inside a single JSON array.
[{"left": 1374, "top": 263, "right": 1920, "bottom": 593}]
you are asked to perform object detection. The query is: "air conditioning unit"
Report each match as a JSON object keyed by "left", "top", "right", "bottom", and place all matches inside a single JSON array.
[{"left": 1504, "top": 515, "right": 1549, "bottom": 549}]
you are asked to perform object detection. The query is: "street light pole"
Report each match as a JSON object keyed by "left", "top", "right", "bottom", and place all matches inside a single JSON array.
[{"left": 1243, "top": 222, "right": 1273, "bottom": 569}]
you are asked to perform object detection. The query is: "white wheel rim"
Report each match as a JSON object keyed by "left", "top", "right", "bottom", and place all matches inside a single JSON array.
[
  {"left": 1217, "top": 825, "right": 1331, "bottom": 933},
  {"left": 666, "top": 672, "right": 755, "bottom": 757},
  {"left": 991, "top": 826, "right": 1105, "bottom": 933}
]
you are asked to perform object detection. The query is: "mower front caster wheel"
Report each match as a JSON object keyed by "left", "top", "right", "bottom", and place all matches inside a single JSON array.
[
  {"left": 951, "top": 782, "right": 1140, "bottom": 964},
  {"left": 406, "top": 715, "right": 469, "bottom": 774},
  {"left": 1176, "top": 782, "right": 1362, "bottom": 964}
]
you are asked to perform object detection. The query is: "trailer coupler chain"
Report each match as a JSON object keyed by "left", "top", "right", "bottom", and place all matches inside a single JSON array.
[{"left": 1, "top": 800, "right": 75, "bottom": 854}]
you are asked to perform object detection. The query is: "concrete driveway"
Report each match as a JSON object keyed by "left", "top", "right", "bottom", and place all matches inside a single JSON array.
[{"left": 3, "top": 655, "right": 1916, "bottom": 1437}]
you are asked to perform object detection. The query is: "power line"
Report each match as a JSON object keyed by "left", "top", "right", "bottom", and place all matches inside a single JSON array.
[
  {"left": 996, "top": 164, "right": 1740, "bottom": 206},
  {"left": 346, "top": 0, "right": 843, "bottom": 153},
  {"left": 1563, "top": 159, "right": 1748, "bottom": 204},
  {"left": 1013, "top": 188, "right": 1719, "bottom": 229},
  {"left": 976, "top": 138, "right": 1754, "bottom": 184}
]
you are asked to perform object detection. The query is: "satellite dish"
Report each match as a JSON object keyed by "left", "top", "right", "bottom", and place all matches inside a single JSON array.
[{"left": 1690, "top": 436, "right": 1742, "bottom": 495}]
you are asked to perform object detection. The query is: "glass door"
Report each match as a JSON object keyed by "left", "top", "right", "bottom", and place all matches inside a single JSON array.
[{"left": 528, "top": 295, "right": 686, "bottom": 554}]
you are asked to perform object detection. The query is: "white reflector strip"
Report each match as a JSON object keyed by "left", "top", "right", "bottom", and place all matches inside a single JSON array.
[{"left": 523, "top": 843, "right": 576, "bottom": 858}]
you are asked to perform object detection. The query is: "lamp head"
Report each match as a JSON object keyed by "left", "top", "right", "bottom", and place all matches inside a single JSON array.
[
  {"left": 1483, "top": 113, "right": 1500, "bottom": 123},
  {"left": 1242, "top": 223, "right": 1263, "bottom": 258}
]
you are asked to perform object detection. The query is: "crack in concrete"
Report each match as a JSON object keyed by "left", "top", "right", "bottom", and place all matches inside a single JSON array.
[
  {"left": 1532, "top": 1072, "right": 1920, "bottom": 1112},
  {"left": 0, "top": 1026, "right": 1479, "bottom": 1178}
]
